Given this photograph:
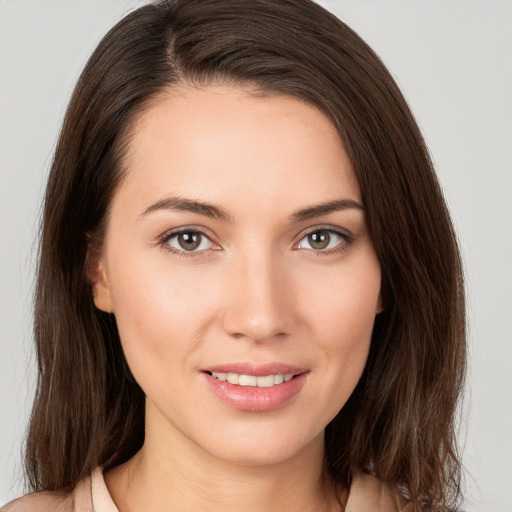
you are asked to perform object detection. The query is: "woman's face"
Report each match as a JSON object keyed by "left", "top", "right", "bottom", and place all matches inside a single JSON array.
[{"left": 92, "top": 85, "right": 381, "bottom": 466}]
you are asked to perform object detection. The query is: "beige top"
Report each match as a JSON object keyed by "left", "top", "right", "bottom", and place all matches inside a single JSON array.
[
  {"left": 1, "top": 468, "right": 403, "bottom": 512},
  {"left": 0, "top": 469, "right": 115, "bottom": 512}
]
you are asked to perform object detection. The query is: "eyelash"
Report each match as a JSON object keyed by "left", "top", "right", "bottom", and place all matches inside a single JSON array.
[
  {"left": 294, "top": 226, "right": 354, "bottom": 256},
  {"left": 158, "top": 226, "right": 354, "bottom": 259}
]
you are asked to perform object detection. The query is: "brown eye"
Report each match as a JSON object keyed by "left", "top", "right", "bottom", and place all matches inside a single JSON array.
[
  {"left": 295, "top": 228, "right": 349, "bottom": 253},
  {"left": 178, "top": 232, "right": 202, "bottom": 251},
  {"left": 163, "top": 230, "right": 215, "bottom": 254},
  {"left": 307, "top": 230, "right": 331, "bottom": 250}
]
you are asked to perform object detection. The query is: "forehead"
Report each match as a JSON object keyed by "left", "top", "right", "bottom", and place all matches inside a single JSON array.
[{"left": 116, "top": 84, "right": 361, "bottom": 217}]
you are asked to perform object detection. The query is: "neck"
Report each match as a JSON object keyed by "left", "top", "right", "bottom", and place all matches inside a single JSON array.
[{"left": 105, "top": 404, "right": 341, "bottom": 512}]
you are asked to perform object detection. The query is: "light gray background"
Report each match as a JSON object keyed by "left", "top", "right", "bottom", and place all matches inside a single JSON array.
[{"left": 1, "top": 1, "right": 511, "bottom": 510}]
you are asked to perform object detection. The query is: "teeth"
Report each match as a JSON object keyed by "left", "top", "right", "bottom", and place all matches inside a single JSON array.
[
  {"left": 211, "top": 372, "right": 295, "bottom": 387},
  {"left": 254, "top": 375, "right": 274, "bottom": 388},
  {"left": 239, "top": 374, "right": 257, "bottom": 386},
  {"left": 226, "top": 373, "right": 239, "bottom": 384}
]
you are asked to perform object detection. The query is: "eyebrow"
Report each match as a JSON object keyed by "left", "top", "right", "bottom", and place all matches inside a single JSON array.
[
  {"left": 290, "top": 198, "right": 365, "bottom": 223},
  {"left": 140, "top": 196, "right": 365, "bottom": 223},
  {"left": 140, "top": 196, "right": 233, "bottom": 221}
]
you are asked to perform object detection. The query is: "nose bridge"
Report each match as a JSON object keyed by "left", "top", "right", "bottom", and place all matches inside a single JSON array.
[{"left": 221, "top": 242, "right": 294, "bottom": 342}]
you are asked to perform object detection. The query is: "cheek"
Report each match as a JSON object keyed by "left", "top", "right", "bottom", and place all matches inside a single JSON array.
[
  {"left": 104, "top": 247, "right": 237, "bottom": 390},
  {"left": 303, "top": 257, "right": 380, "bottom": 390},
  {"left": 105, "top": 253, "right": 216, "bottom": 379},
  {"left": 304, "top": 258, "right": 380, "bottom": 342}
]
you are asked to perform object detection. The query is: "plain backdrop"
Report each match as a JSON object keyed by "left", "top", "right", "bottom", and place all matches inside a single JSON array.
[{"left": 1, "top": 1, "right": 511, "bottom": 510}]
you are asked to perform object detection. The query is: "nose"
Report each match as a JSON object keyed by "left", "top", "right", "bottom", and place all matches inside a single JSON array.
[{"left": 221, "top": 248, "right": 296, "bottom": 343}]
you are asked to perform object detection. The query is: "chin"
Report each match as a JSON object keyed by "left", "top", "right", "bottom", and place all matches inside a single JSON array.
[{"left": 195, "top": 425, "right": 324, "bottom": 468}]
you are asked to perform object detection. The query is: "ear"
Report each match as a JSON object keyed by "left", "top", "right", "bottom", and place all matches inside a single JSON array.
[{"left": 86, "top": 242, "right": 114, "bottom": 313}]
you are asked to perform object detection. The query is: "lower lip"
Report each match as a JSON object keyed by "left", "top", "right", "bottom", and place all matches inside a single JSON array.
[{"left": 203, "top": 372, "right": 308, "bottom": 412}]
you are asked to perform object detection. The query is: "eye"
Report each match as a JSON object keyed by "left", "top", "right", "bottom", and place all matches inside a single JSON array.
[
  {"left": 295, "top": 228, "right": 350, "bottom": 253},
  {"left": 161, "top": 229, "right": 217, "bottom": 254}
]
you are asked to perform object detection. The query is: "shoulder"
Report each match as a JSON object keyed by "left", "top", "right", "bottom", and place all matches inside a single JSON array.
[
  {"left": 1, "top": 474, "right": 93, "bottom": 512},
  {"left": 347, "top": 472, "right": 405, "bottom": 512},
  {"left": 1, "top": 491, "right": 72, "bottom": 512}
]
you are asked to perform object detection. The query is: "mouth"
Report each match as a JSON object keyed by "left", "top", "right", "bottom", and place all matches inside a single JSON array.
[
  {"left": 202, "top": 364, "right": 309, "bottom": 412},
  {"left": 205, "top": 371, "right": 296, "bottom": 388}
]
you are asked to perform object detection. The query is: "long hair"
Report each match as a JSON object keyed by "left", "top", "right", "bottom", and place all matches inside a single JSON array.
[{"left": 26, "top": 1, "right": 466, "bottom": 510}]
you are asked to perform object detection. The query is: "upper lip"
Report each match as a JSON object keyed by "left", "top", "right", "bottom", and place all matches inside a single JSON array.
[{"left": 203, "top": 362, "right": 308, "bottom": 376}]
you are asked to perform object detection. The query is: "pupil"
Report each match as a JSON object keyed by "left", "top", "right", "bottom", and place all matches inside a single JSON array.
[
  {"left": 309, "top": 231, "right": 330, "bottom": 250},
  {"left": 178, "top": 232, "right": 201, "bottom": 250}
]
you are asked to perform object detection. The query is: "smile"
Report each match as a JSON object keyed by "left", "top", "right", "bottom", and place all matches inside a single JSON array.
[
  {"left": 209, "top": 372, "right": 295, "bottom": 387},
  {"left": 203, "top": 367, "right": 308, "bottom": 412}
]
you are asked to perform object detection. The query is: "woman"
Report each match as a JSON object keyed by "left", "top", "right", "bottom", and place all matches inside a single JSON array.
[{"left": 2, "top": 0, "right": 466, "bottom": 511}]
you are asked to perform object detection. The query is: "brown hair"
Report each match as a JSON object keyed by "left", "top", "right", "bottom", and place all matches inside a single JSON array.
[{"left": 26, "top": 1, "right": 466, "bottom": 510}]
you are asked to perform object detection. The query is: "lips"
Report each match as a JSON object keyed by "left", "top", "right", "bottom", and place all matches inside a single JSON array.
[{"left": 202, "top": 363, "right": 309, "bottom": 412}]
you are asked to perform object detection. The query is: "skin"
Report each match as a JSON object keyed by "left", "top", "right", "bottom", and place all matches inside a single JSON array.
[{"left": 91, "top": 84, "right": 383, "bottom": 512}]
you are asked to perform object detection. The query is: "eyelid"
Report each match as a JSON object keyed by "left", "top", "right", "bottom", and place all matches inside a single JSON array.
[
  {"left": 158, "top": 226, "right": 221, "bottom": 257},
  {"left": 158, "top": 224, "right": 354, "bottom": 258},
  {"left": 293, "top": 225, "right": 354, "bottom": 253}
]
